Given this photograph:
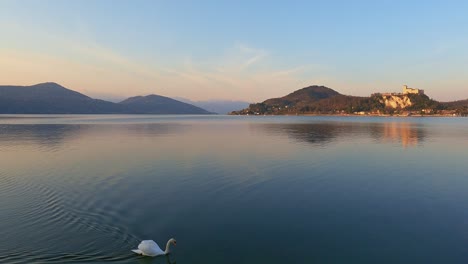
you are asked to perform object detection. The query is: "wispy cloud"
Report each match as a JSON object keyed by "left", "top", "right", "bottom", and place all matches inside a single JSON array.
[
  {"left": 236, "top": 43, "right": 268, "bottom": 70},
  {"left": 0, "top": 20, "right": 324, "bottom": 101},
  {"left": 158, "top": 43, "right": 322, "bottom": 101}
]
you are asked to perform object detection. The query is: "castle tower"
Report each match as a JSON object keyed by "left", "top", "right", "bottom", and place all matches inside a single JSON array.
[
  {"left": 403, "top": 85, "right": 408, "bottom": 94},
  {"left": 402, "top": 85, "right": 424, "bottom": 95}
]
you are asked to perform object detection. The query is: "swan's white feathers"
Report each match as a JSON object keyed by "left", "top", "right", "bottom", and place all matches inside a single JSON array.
[{"left": 136, "top": 239, "right": 164, "bottom": 256}]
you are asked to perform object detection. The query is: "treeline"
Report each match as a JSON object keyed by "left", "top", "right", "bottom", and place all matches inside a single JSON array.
[
  {"left": 232, "top": 94, "right": 467, "bottom": 116},
  {"left": 230, "top": 84, "right": 468, "bottom": 116},
  {"left": 233, "top": 94, "right": 388, "bottom": 115},
  {"left": 441, "top": 99, "right": 468, "bottom": 116}
]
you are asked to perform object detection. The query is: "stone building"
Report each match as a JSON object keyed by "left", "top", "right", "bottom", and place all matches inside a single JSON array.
[{"left": 403, "top": 85, "right": 424, "bottom": 95}]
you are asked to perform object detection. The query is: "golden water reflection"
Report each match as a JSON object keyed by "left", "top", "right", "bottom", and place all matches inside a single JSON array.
[
  {"left": 257, "top": 121, "right": 426, "bottom": 148},
  {"left": 379, "top": 122, "right": 423, "bottom": 147}
]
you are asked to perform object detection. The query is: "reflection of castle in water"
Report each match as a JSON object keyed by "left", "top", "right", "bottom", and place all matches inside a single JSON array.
[
  {"left": 380, "top": 122, "right": 425, "bottom": 147},
  {"left": 258, "top": 121, "right": 426, "bottom": 148}
]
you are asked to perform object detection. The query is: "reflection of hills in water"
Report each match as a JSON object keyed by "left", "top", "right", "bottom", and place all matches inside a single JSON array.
[
  {"left": 0, "top": 123, "right": 186, "bottom": 150},
  {"left": 0, "top": 119, "right": 429, "bottom": 150},
  {"left": 256, "top": 121, "right": 427, "bottom": 148},
  {"left": 256, "top": 123, "right": 350, "bottom": 146},
  {"left": 261, "top": 122, "right": 368, "bottom": 146},
  {"left": 0, "top": 124, "right": 88, "bottom": 150}
]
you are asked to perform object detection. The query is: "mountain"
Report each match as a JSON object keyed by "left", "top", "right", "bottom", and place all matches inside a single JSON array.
[
  {"left": 119, "top": 95, "right": 212, "bottom": 114},
  {"left": 175, "top": 98, "right": 250, "bottom": 114},
  {"left": 231, "top": 85, "right": 359, "bottom": 115},
  {"left": 263, "top": 85, "right": 340, "bottom": 106},
  {"left": 441, "top": 99, "right": 468, "bottom": 109},
  {"left": 0, "top": 82, "right": 212, "bottom": 114},
  {"left": 230, "top": 85, "right": 466, "bottom": 116},
  {"left": 2, "top": 82, "right": 465, "bottom": 116},
  {"left": 0, "top": 82, "right": 122, "bottom": 114}
]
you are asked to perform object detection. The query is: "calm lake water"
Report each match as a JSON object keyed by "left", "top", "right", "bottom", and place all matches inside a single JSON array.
[{"left": 0, "top": 115, "right": 467, "bottom": 264}]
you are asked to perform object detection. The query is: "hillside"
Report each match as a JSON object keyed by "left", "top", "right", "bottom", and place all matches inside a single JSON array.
[
  {"left": 119, "top": 95, "right": 212, "bottom": 114},
  {"left": 230, "top": 85, "right": 463, "bottom": 116},
  {"left": 231, "top": 85, "right": 372, "bottom": 115},
  {"left": 441, "top": 99, "right": 468, "bottom": 109},
  {"left": 441, "top": 99, "right": 468, "bottom": 116},
  {"left": 0, "top": 83, "right": 212, "bottom": 114},
  {"left": 0, "top": 82, "right": 122, "bottom": 114},
  {"left": 264, "top": 85, "right": 340, "bottom": 107}
]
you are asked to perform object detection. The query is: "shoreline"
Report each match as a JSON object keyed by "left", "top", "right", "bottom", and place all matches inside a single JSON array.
[{"left": 231, "top": 113, "right": 464, "bottom": 117}]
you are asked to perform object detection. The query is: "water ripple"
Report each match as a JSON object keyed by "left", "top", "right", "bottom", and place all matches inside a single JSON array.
[{"left": 0, "top": 167, "right": 141, "bottom": 263}]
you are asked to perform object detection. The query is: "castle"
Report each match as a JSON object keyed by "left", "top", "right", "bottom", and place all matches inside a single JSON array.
[
  {"left": 402, "top": 85, "right": 424, "bottom": 95},
  {"left": 375, "top": 85, "right": 425, "bottom": 97}
]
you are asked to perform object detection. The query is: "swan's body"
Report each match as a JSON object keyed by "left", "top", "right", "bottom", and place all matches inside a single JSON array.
[{"left": 132, "top": 238, "right": 176, "bottom": 257}]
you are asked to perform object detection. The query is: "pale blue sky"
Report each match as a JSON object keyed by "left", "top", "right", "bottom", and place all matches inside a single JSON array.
[{"left": 1, "top": 0, "right": 467, "bottom": 101}]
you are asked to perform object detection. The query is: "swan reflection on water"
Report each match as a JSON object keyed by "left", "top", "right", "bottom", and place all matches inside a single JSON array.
[{"left": 136, "top": 254, "right": 176, "bottom": 264}]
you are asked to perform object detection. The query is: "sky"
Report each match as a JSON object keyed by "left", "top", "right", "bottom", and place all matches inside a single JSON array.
[{"left": 1, "top": 0, "right": 467, "bottom": 102}]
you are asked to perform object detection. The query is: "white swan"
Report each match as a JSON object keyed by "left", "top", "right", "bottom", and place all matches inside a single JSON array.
[{"left": 132, "top": 238, "right": 177, "bottom": 257}]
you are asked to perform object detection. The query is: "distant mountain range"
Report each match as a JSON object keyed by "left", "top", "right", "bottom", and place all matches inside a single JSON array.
[
  {"left": 175, "top": 98, "right": 250, "bottom": 114},
  {"left": 120, "top": 95, "right": 211, "bottom": 114},
  {"left": 2, "top": 82, "right": 466, "bottom": 116},
  {"left": 0, "top": 82, "right": 212, "bottom": 114},
  {"left": 231, "top": 85, "right": 468, "bottom": 116}
]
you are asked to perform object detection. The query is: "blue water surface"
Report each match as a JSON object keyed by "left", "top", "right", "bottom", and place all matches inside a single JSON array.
[{"left": 0, "top": 115, "right": 467, "bottom": 264}]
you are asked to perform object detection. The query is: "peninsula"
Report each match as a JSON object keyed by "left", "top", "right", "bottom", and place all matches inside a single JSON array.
[{"left": 230, "top": 85, "right": 468, "bottom": 117}]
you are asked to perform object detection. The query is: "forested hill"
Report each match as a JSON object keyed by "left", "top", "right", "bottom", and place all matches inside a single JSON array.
[{"left": 230, "top": 85, "right": 468, "bottom": 116}]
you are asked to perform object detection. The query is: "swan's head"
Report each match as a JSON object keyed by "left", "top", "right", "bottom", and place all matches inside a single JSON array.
[
  {"left": 169, "top": 238, "right": 177, "bottom": 246},
  {"left": 164, "top": 238, "right": 177, "bottom": 254}
]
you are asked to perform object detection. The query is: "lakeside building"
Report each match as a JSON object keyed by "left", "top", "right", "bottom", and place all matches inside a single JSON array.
[
  {"left": 402, "top": 85, "right": 424, "bottom": 95},
  {"left": 374, "top": 85, "right": 424, "bottom": 97}
]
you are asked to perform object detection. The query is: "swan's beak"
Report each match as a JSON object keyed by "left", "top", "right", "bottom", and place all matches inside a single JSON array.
[{"left": 174, "top": 241, "right": 177, "bottom": 246}]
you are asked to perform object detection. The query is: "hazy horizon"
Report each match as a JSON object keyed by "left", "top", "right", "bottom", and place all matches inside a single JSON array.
[{"left": 1, "top": 1, "right": 468, "bottom": 102}]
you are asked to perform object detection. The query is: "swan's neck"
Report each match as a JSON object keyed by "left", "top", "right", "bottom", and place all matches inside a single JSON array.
[{"left": 164, "top": 240, "right": 172, "bottom": 254}]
